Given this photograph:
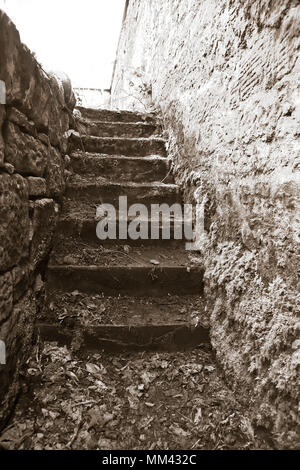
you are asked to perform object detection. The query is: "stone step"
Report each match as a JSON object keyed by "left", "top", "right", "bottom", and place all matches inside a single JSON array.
[
  {"left": 46, "top": 265, "right": 204, "bottom": 296},
  {"left": 37, "top": 323, "right": 209, "bottom": 352},
  {"left": 43, "top": 292, "right": 207, "bottom": 328},
  {"left": 39, "top": 292, "right": 209, "bottom": 351},
  {"left": 50, "top": 239, "right": 196, "bottom": 267},
  {"left": 61, "top": 198, "right": 186, "bottom": 222},
  {"left": 36, "top": 323, "right": 210, "bottom": 352},
  {"left": 64, "top": 181, "right": 181, "bottom": 207},
  {"left": 76, "top": 106, "right": 156, "bottom": 124},
  {"left": 77, "top": 120, "right": 159, "bottom": 138},
  {"left": 69, "top": 152, "right": 172, "bottom": 183},
  {"left": 69, "top": 134, "right": 166, "bottom": 157},
  {"left": 56, "top": 216, "right": 186, "bottom": 246}
]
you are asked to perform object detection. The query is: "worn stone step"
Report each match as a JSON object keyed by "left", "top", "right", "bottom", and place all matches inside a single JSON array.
[
  {"left": 37, "top": 323, "right": 209, "bottom": 352},
  {"left": 46, "top": 265, "right": 204, "bottom": 296},
  {"left": 40, "top": 292, "right": 209, "bottom": 351},
  {"left": 69, "top": 134, "right": 166, "bottom": 157},
  {"left": 76, "top": 106, "right": 156, "bottom": 124},
  {"left": 42, "top": 292, "right": 208, "bottom": 327},
  {"left": 69, "top": 152, "right": 172, "bottom": 183},
  {"left": 77, "top": 120, "right": 159, "bottom": 138},
  {"left": 64, "top": 181, "right": 180, "bottom": 207},
  {"left": 56, "top": 216, "right": 186, "bottom": 246},
  {"left": 50, "top": 239, "right": 195, "bottom": 267},
  {"left": 61, "top": 191, "right": 185, "bottom": 222}
]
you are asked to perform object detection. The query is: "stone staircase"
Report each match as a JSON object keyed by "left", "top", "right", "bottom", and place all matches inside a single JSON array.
[{"left": 40, "top": 107, "right": 208, "bottom": 352}]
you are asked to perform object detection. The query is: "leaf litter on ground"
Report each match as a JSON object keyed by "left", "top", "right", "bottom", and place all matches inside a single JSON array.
[{"left": 0, "top": 341, "right": 272, "bottom": 450}]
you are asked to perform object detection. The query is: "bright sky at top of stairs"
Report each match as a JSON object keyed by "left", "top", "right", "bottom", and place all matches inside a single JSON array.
[{"left": 0, "top": 0, "right": 125, "bottom": 88}]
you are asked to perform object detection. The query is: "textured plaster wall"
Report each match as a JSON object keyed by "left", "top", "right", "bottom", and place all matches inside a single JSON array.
[
  {"left": 111, "top": 0, "right": 300, "bottom": 447},
  {"left": 0, "top": 10, "right": 75, "bottom": 427}
]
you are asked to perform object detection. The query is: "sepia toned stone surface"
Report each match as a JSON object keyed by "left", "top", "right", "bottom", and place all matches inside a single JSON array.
[
  {"left": 111, "top": 0, "right": 300, "bottom": 446},
  {"left": 27, "top": 176, "right": 47, "bottom": 197},
  {"left": 0, "top": 11, "right": 74, "bottom": 138},
  {"left": 30, "top": 198, "right": 58, "bottom": 270},
  {"left": 45, "top": 146, "right": 65, "bottom": 198},
  {"left": 0, "top": 272, "right": 13, "bottom": 323},
  {"left": 0, "top": 0, "right": 298, "bottom": 448},
  {"left": 11, "top": 262, "right": 29, "bottom": 303},
  {"left": 6, "top": 107, "right": 36, "bottom": 136},
  {"left": 0, "top": 173, "right": 29, "bottom": 272},
  {"left": 4, "top": 121, "right": 48, "bottom": 177},
  {"left": 0, "top": 292, "right": 35, "bottom": 426},
  {"left": 0, "top": 8, "right": 74, "bottom": 429},
  {"left": 0, "top": 104, "right": 5, "bottom": 164}
]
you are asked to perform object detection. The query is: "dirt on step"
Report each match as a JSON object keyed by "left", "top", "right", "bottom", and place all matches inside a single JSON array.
[
  {"left": 42, "top": 293, "right": 209, "bottom": 329},
  {"left": 50, "top": 238, "right": 200, "bottom": 267}
]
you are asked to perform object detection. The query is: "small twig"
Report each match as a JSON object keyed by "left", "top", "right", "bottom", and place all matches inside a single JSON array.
[
  {"left": 35, "top": 338, "right": 43, "bottom": 373},
  {"left": 176, "top": 410, "right": 194, "bottom": 424},
  {"left": 66, "top": 411, "right": 83, "bottom": 449},
  {"left": 191, "top": 438, "right": 201, "bottom": 449},
  {"left": 100, "top": 247, "right": 149, "bottom": 265},
  {"left": 75, "top": 239, "right": 148, "bottom": 265},
  {"left": 16, "top": 432, "right": 32, "bottom": 450},
  {"left": 0, "top": 422, "right": 17, "bottom": 438},
  {"left": 119, "top": 87, "right": 149, "bottom": 111},
  {"left": 74, "top": 400, "right": 97, "bottom": 407},
  {"left": 160, "top": 165, "right": 173, "bottom": 183}
]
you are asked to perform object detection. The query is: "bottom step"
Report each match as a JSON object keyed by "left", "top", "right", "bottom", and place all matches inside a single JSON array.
[
  {"left": 39, "top": 292, "right": 209, "bottom": 352},
  {"left": 37, "top": 323, "right": 209, "bottom": 352}
]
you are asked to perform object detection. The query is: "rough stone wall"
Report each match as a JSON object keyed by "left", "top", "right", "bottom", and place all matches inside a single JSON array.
[
  {"left": 0, "top": 11, "right": 75, "bottom": 427},
  {"left": 111, "top": 0, "right": 300, "bottom": 447}
]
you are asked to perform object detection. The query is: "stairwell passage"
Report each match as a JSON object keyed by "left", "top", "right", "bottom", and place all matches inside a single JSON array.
[
  {"left": 0, "top": 107, "right": 271, "bottom": 451},
  {"left": 40, "top": 106, "right": 208, "bottom": 351}
]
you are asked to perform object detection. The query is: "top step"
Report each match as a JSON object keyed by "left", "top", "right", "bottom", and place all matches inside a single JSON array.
[{"left": 76, "top": 107, "right": 157, "bottom": 124}]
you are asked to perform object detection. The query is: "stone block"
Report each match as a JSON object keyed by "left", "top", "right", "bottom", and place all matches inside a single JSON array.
[
  {"left": 6, "top": 107, "right": 36, "bottom": 136},
  {"left": 0, "top": 174, "right": 29, "bottom": 271},
  {"left": 0, "top": 162, "right": 14, "bottom": 174},
  {"left": 45, "top": 146, "right": 65, "bottom": 198},
  {"left": 0, "top": 272, "right": 13, "bottom": 323},
  {"left": 4, "top": 121, "right": 47, "bottom": 177},
  {"left": 0, "top": 292, "right": 35, "bottom": 427},
  {"left": 0, "top": 11, "right": 22, "bottom": 105},
  {"left": 30, "top": 198, "right": 58, "bottom": 269},
  {"left": 48, "top": 108, "right": 70, "bottom": 150},
  {"left": 11, "top": 262, "right": 29, "bottom": 303},
  {"left": 27, "top": 176, "right": 47, "bottom": 197}
]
